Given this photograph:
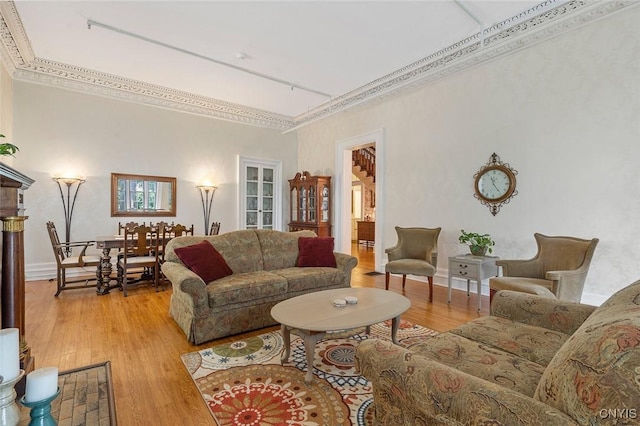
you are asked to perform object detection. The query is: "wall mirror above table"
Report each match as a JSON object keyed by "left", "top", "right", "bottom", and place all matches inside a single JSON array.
[{"left": 111, "top": 172, "right": 176, "bottom": 217}]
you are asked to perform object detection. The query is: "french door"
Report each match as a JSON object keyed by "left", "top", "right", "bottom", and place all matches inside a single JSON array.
[{"left": 239, "top": 157, "right": 282, "bottom": 230}]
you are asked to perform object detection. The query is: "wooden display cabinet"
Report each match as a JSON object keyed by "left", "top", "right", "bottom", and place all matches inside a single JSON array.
[{"left": 288, "top": 171, "right": 331, "bottom": 237}]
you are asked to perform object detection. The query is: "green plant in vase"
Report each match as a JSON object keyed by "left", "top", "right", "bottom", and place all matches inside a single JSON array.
[
  {"left": 0, "top": 134, "right": 19, "bottom": 157},
  {"left": 459, "top": 230, "right": 495, "bottom": 256}
]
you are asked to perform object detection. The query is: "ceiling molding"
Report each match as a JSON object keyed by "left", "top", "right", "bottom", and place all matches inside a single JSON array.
[
  {"left": 290, "top": 0, "right": 636, "bottom": 130},
  {"left": 0, "top": 0, "right": 635, "bottom": 132}
]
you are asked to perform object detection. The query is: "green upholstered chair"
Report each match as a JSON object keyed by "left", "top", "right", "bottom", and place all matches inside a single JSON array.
[
  {"left": 490, "top": 233, "right": 599, "bottom": 303},
  {"left": 385, "top": 226, "right": 441, "bottom": 303}
]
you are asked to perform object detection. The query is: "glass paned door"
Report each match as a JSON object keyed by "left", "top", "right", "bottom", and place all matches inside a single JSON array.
[{"left": 239, "top": 157, "right": 282, "bottom": 230}]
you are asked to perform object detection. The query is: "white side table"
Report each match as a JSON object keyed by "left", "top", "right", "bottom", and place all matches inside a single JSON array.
[{"left": 448, "top": 254, "right": 500, "bottom": 311}]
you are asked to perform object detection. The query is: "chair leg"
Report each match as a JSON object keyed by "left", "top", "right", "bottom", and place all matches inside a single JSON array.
[
  {"left": 428, "top": 276, "right": 433, "bottom": 303},
  {"left": 385, "top": 272, "right": 390, "bottom": 290},
  {"left": 55, "top": 268, "right": 63, "bottom": 297},
  {"left": 402, "top": 274, "right": 407, "bottom": 289}
]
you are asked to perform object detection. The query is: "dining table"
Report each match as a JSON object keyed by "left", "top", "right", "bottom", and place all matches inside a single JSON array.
[
  {"left": 94, "top": 235, "right": 127, "bottom": 295},
  {"left": 94, "top": 232, "right": 186, "bottom": 295}
]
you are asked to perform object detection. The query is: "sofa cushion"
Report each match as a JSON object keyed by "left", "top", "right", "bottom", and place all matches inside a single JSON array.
[
  {"left": 210, "top": 230, "right": 264, "bottom": 273},
  {"left": 206, "top": 271, "right": 288, "bottom": 308},
  {"left": 256, "top": 229, "right": 316, "bottom": 270},
  {"left": 408, "top": 332, "right": 546, "bottom": 397},
  {"left": 451, "top": 316, "right": 571, "bottom": 366},
  {"left": 174, "top": 241, "right": 232, "bottom": 283},
  {"left": 274, "top": 267, "right": 346, "bottom": 292},
  {"left": 534, "top": 280, "right": 640, "bottom": 424},
  {"left": 297, "top": 237, "right": 336, "bottom": 267}
]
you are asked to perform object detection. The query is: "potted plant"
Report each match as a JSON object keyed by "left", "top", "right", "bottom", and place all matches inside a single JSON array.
[
  {"left": 459, "top": 230, "right": 495, "bottom": 256},
  {"left": 0, "top": 134, "right": 19, "bottom": 157}
]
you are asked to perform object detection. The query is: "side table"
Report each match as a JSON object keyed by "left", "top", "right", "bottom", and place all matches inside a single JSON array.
[{"left": 448, "top": 254, "right": 500, "bottom": 311}]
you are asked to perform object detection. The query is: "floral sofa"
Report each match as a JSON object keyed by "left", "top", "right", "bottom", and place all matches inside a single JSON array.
[
  {"left": 356, "top": 280, "right": 640, "bottom": 425},
  {"left": 161, "top": 229, "right": 357, "bottom": 344}
]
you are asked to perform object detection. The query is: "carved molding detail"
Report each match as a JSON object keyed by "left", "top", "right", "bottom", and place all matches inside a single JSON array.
[
  {"left": 1, "top": 216, "right": 26, "bottom": 232},
  {"left": 0, "top": 0, "right": 635, "bottom": 131}
]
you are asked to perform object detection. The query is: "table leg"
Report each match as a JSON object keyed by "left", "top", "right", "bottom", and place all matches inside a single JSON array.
[
  {"left": 447, "top": 273, "right": 453, "bottom": 304},
  {"left": 476, "top": 279, "right": 482, "bottom": 312},
  {"left": 390, "top": 315, "right": 402, "bottom": 344},
  {"left": 96, "top": 248, "right": 113, "bottom": 295},
  {"left": 279, "top": 324, "right": 291, "bottom": 364},
  {"left": 302, "top": 331, "right": 325, "bottom": 384}
]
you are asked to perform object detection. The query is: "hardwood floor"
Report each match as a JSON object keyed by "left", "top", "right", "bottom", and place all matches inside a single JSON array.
[{"left": 24, "top": 243, "right": 489, "bottom": 424}]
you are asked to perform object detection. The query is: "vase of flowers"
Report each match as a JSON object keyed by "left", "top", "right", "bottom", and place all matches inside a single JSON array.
[
  {"left": 0, "top": 134, "right": 19, "bottom": 158},
  {"left": 459, "top": 230, "right": 495, "bottom": 256}
]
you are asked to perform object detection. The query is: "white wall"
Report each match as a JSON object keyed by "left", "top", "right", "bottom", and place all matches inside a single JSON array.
[
  {"left": 12, "top": 83, "right": 297, "bottom": 280},
  {"left": 0, "top": 61, "right": 14, "bottom": 167},
  {"left": 296, "top": 7, "right": 640, "bottom": 305}
]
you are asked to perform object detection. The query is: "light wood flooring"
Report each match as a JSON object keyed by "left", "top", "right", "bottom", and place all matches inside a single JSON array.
[{"left": 24, "top": 243, "right": 489, "bottom": 424}]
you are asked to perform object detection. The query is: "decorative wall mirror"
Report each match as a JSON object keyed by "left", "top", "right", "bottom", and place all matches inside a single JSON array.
[{"left": 111, "top": 173, "right": 176, "bottom": 217}]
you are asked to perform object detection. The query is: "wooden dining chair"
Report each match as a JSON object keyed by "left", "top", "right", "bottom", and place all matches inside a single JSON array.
[
  {"left": 46, "top": 221, "right": 101, "bottom": 296},
  {"left": 209, "top": 221, "right": 221, "bottom": 236},
  {"left": 117, "top": 223, "right": 160, "bottom": 296},
  {"left": 156, "top": 223, "right": 194, "bottom": 284}
]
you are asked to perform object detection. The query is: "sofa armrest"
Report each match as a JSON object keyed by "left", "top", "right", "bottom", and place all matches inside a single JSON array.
[
  {"left": 355, "top": 339, "right": 578, "bottom": 426},
  {"left": 334, "top": 252, "right": 358, "bottom": 273},
  {"left": 161, "top": 261, "right": 209, "bottom": 318},
  {"left": 490, "top": 290, "right": 596, "bottom": 335}
]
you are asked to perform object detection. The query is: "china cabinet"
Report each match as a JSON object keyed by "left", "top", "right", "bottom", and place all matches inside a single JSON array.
[
  {"left": 288, "top": 171, "right": 331, "bottom": 237},
  {"left": 240, "top": 158, "right": 281, "bottom": 230}
]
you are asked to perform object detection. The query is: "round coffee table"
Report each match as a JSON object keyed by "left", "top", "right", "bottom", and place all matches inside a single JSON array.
[{"left": 270, "top": 287, "right": 411, "bottom": 383}]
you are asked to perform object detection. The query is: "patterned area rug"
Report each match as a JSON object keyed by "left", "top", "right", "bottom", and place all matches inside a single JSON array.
[{"left": 181, "top": 320, "right": 437, "bottom": 425}]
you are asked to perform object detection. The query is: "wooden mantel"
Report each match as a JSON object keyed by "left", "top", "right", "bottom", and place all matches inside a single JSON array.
[{"left": 1, "top": 161, "right": 35, "bottom": 388}]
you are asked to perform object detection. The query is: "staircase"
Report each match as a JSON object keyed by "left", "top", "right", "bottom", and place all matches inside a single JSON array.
[{"left": 352, "top": 147, "right": 375, "bottom": 183}]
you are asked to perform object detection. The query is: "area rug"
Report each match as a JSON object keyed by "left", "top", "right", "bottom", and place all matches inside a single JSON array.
[
  {"left": 19, "top": 361, "right": 116, "bottom": 426},
  {"left": 181, "top": 320, "right": 437, "bottom": 425}
]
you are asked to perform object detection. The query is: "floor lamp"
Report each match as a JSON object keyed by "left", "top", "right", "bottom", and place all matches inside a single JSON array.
[
  {"left": 197, "top": 184, "right": 217, "bottom": 235},
  {"left": 52, "top": 176, "right": 85, "bottom": 256}
]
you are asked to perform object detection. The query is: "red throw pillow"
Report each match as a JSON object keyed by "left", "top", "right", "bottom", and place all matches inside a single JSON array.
[
  {"left": 174, "top": 241, "right": 232, "bottom": 282},
  {"left": 297, "top": 237, "right": 336, "bottom": 267}
]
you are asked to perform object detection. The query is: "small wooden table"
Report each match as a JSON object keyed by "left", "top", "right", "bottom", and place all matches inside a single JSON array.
[
  {"left": 447, "top": 254, "right": 500, "bottom": 311},
  {"left": 270, "top": 287, "right": 410, "bottom": 384}
]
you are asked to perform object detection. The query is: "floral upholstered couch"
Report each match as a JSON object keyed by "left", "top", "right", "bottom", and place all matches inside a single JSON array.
[
  {"left": 355, "top": 280, "right": 640, "bottom": 425},
  {"left": 162, "top": 229, "right": 357, "bottom": 344}
]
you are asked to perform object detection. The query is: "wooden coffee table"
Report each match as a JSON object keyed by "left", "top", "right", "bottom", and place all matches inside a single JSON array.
[{"left": 270, "top": 287, "right": 411, "bottom": 383}]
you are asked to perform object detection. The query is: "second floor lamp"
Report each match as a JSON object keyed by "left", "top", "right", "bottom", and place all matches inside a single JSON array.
[
  {"left": 197, "top": 183, "right": 217, "bottom": 235},
  {"left": 52, "top": 176, "right": 85, "bottom": 256}
]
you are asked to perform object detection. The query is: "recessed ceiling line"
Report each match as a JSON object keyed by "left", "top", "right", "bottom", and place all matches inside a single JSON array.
[{"left": 86, "top": 19, "right": 332, "bottom": 99}]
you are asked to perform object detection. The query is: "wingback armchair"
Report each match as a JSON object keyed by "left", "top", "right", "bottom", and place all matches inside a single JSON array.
[
  {"left": 385, "top": 226, "right": 441, "bottom": 302},
  {"left": 490, "top": 233, "right": 599, "bottom": 302}
]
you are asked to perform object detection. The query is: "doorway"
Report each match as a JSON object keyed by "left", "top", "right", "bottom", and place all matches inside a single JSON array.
[{"left": 334, "top": 129, "right": 385, "bottom": 272}]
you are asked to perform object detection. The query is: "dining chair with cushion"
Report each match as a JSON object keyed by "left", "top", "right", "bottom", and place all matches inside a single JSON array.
[
  {"left": 117, "top": 223, "right": 160, "bottom": 296},
  {"left": 157, "top": 223, "right": 194, "bottom": 266},
  {"left": 46, "top": 221, "right": 101, "bottom": 296},
  {"left": 489, "top": 233, "right": 599, "bottom": 303},
  {"left": 209, "top": 221, "right": 221, "bottom": 236},
  {"left": 385, "top": 226, "right": 441, "bottom": 303}
]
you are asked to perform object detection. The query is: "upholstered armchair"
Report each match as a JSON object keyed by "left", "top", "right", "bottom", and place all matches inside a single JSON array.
[
  {"left": 385, "top": 226, "right": 441, "bottom": 302},
  {"left": 490, "top": 233, "right": 599, "bottom": 302}
]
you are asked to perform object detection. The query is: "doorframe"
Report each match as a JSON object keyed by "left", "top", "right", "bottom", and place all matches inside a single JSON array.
[{"left": 334, "top": 129, "right": 385, "bottom": 271}]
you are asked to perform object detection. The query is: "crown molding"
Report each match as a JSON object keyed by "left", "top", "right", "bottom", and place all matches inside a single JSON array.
[
  {"left": 0, "top": 0, "right": 636, "bottom": 132},
  {"left": 291, "top": 0, "right": 637, "bottom": 130}
]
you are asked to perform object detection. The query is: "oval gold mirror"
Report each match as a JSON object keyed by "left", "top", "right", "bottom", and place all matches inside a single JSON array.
[{"left": 111, "top": 173, "right": 176, "bottom": 217}]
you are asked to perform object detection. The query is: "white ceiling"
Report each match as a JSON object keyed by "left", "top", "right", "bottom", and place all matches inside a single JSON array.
[{"left": 13, "top": 0, "right": 543, "bottom": 119}]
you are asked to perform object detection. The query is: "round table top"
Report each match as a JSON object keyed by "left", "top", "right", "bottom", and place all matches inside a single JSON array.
[{"left": 270, "top": 287, "right": 410, "bottom": 332}]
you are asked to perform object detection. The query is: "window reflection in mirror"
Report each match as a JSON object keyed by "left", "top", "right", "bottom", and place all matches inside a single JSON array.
[{"left": 111, "top": 173, "right": 176, "bottom": 217}]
